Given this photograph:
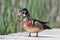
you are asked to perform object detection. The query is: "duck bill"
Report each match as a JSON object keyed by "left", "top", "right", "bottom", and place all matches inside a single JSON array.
[{"left": 18, "top": 12, "right": 22, "bottom": 16}]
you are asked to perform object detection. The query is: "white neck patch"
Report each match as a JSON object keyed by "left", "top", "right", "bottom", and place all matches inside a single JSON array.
[{"left": 23, "top": 14, "right": 26, "bottom": 16}]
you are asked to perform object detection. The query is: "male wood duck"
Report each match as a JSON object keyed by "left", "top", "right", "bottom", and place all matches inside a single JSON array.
[{"left": 18, "top": 8, "right": 51, "bottom": 37}]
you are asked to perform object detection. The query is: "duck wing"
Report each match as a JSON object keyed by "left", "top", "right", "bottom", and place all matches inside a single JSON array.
[
  {"left": 32, "top": 19, "right": 51, "bottom": 29},
  {"left": 33, "top": 19, "right": 49, "bottom": 25}
]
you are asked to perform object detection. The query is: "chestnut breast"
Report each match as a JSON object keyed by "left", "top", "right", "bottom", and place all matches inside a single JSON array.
[{"left": 21, "top": 17, "right": 32, "bottom": 28}]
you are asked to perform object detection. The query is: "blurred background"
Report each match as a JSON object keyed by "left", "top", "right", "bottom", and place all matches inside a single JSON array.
[{"left": 0, "top": 0, "right": 60, "bottom": 35}]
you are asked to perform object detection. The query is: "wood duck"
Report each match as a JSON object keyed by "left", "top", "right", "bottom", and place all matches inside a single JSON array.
[{"left": 18, "top": 8, "right": 51, "bottom": 37}]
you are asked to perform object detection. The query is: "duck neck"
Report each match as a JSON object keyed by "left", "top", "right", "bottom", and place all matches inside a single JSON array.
[
  {"left": 23, "top": 13, "right": 30, "bottom": 19},
  {"left": 22, "top": 16, "right": 30, "bottom": 23},
  {"left": 23, "top": 16, "right": 30, "bottom": 20}
]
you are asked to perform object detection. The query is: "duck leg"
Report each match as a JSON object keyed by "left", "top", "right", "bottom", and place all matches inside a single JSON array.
[
  {"left": 36, "top": 32, "right": 38, "bottom": 37},
  {"left": 29, "top": 32, "right": 31, "bottom": 37}
]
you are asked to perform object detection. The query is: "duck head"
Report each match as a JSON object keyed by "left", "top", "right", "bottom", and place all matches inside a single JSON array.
[{"left": 18, "top": 8, "right": 30, "bottom": 17}]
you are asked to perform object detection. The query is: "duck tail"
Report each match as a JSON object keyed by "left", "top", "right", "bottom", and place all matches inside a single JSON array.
[{"left": 43, "top": 25, "right": 51, "bottom": 29}]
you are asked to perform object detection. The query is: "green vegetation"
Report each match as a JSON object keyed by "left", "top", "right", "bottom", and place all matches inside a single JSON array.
[{"left": 0, "top": 0, "right": 60, "bottom": 35}]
